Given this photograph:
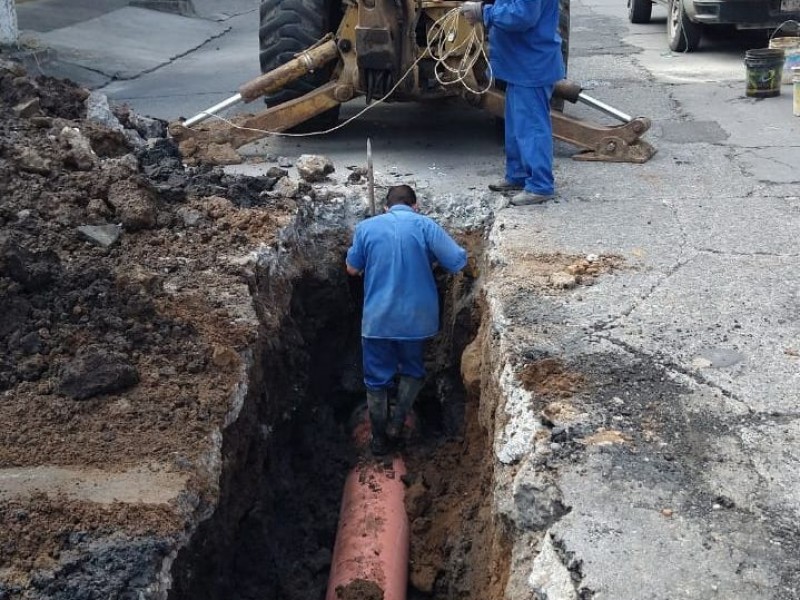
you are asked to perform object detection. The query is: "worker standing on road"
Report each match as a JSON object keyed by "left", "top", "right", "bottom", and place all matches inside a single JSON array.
[
  {"left": 346, "top": 185, "right": 468, "bottom": 455},
  {"left": 460, "top": 0, "right": 565, "bottom": 205}
]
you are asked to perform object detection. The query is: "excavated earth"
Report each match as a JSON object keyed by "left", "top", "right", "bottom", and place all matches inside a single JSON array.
[
  {"left": 0, "top": 61, "right": 525, "bottom": 600},
  {"left": 0, "top": 59, "right": 653, "bottom": 600}
]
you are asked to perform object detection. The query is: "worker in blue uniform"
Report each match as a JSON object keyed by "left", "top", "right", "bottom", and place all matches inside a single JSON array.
[
  {"left": 346, "top": 185, "right": 467, "bottom": 455},
  {"left": 460, "top": 0, "right": 565, "bottom": 205}
]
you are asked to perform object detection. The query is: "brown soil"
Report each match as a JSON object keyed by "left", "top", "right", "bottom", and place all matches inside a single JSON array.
[
  {"left": 0, "top": 62, "right": 294, "bottom": 578},
  {"left": 335, "top": 578, "right": 385, "bottom": 600},
  {"left": 403, "top": 400, "right": 507, "bottom": 600},
  {"left": 0, "top": 495, "right": 181, "bottom": 574},
  {"left": 518, "top": 358, "right": 585, "bottom": 398},
  {"left": 502, "top": 251, "right": 625, "bottom": 290}
]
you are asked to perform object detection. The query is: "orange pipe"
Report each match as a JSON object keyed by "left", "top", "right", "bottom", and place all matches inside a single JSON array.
[{"left": 325, "top": 417, "right": 409, "bottom": 600}]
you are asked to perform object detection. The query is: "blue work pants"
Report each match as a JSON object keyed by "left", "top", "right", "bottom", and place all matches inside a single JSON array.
[
  {"left": 362, "top": 338, "right": 426, "bottom": 390},
  {"left": 505, "top": 83, "right": 555, "bottom": 196}
]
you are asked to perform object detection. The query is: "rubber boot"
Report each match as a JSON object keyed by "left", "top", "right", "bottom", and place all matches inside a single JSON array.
[
  {"left": 366, "top": 388, "right": 389, "bottom": 456},
  {"left": 387, "top": 376, "right": 424, "bottom": 441}
]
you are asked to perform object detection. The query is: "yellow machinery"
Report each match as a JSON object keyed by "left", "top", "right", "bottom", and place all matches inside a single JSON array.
[{"left": 172, "top": 0, "right": 655, "bottom": 164}]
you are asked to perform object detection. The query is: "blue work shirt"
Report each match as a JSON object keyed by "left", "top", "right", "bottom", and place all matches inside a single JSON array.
[
  {"left": 483, "top": 0, "right": 565, "bottom": 87},
  {"left": 346, "top": 205, "right": 467, "bottom": 340}
]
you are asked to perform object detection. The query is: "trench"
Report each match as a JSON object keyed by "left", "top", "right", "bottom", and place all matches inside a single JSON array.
[{"left": 167, "top": 209, "right": 509, "bottom": 600}]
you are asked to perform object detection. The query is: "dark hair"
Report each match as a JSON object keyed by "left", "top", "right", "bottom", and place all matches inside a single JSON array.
[{"left": 385, "top": 184, "right": 417, "bottom": 207}]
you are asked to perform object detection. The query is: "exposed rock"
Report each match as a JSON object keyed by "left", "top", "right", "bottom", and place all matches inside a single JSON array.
[
  {"left": 204, "top": 142, "right": 241, "bottom": 165},
  {"left": 59, "top": 126, "right": 98, "bottom": 171},
  {"left": 512, "top": 461, "right": 568, "bottom": 530},
  {"left": 266, "top": 166, "right": 288, "bottom": 179},
  {"left": 210, "top": 345, "right": 240, "bottom": 372},
  {"left": 549, "top": 272, "right": 578, "bottom": 289},
  {"left": 13, "top": 98, "right": 41, "bottom": 119},
  {"left": 528, "top": 535, "right": 578, "bottom": 600},
  {"left": 86, "top": 92, "right": 124, "bottom": 131},
  {"left": 0, "top": 238, "right": 61, "bottom": 292},
  {"left": 107, "top": 179, "right": 158, "bottom": 230},
  {"left": 296, "top": 154, "right": 335, "bottom": 182},
  {"left": 177, "top": 207, "right": 203, "bottom": 228},
  {"left": 347, "top": 165, "right": 367, "bottom": 183},
  {"left": 77, "top": 224, "right": 123, "bottom": 248},
  {"left": 19, "top": 332, "right": 43, "bottom": 355},
  {"left": 15, "top": 147, "right": 52, "bottom": 175},
  {"left": 123, "top": 128, "right": 147, "bottom": 150},
  {"left": 204, "top": 195, "right": 233, "bottom": 219},
  {"left": 277, "top": 156, "right": 293, "bottom": 168},
  {"left": 58, "top": 345, "right": 139, "bottom": 400},
  {"left": 272, "top": 176, "right": 300, "bottom": 199},
  {"left": 460, "top": 336, "right": 482, "bottom": 397},
  {"left": 128, "top": 113, "right": 167, "bottom": 140},
  {"left": 87, "top": 198, "right": 112, "bottom": 220}
]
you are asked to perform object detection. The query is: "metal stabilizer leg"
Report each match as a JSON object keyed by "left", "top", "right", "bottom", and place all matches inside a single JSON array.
[{"left": 472, "top": 85, "right": 656, "bottom": 164}]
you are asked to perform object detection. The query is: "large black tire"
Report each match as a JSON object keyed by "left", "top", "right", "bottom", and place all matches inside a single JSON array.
[
  {"left": 559, "top": 0, "right": 570, "bottom": 77},
  {"left": 551, "top": 0, "right": 570, "bottom": 111},
  {"left": 667, "top": 0, "right": 702, "bottom": 51},
  {"left": 628, "top": 0, "right": 652, "bottom": 24},
  {"left": 258, "top": 0, "right": 341, "bottom": 130}
]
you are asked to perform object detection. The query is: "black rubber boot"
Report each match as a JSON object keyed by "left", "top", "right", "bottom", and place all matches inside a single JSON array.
[
  {"left": 386, "top": 376, "right": 424, "bottom": 440},
  {"left": 367, "top": 389, "right": 389, "bottom": 455}
]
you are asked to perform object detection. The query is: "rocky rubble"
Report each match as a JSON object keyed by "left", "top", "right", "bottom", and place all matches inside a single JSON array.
[{"left": 0, "top": 60, "right": 326, "bottom": 597}]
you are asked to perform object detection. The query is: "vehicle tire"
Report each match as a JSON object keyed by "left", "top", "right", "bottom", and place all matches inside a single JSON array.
[
  {"left": 258, "top": 0, "right": 341, "bottom": 131},
  {"left": 559, "top": 0, "right": 570, "bottom": 76},
  {"left": 667, "top": 0, "right": 702, "bottom": 51},
  {"left": 628, "top": 0, "right": 652, "bottom": 24},
  {"left": 552, "top": 0, "right": 570, "bottom": 111}
]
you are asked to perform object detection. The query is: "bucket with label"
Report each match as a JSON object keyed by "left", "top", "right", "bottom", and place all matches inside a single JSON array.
[
  {"left": 769, "top": 20, "right": 800, "bottom": 85},
  {"left": 744, "top": 48, "right": 785, "bottom": 98}
]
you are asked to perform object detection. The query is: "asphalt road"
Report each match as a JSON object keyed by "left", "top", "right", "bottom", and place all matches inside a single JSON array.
[{"left": 11, "top": 0, "right": 800, "bottom": 597}]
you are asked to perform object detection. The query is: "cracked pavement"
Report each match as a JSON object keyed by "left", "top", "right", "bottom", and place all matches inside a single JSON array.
[{"left": 490, "top": 0, "right": 800, "bottom": 597}]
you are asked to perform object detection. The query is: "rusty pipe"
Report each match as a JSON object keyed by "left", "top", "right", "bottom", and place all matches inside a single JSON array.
[
  {"left": 325, "top": 408, "right": 410, "bottom": 600},
  {"left": 182, "top": 38, "right": 339, "bottom": 127},
  {"left": 238, "top": 37, "right": 338, "bottom": 102}
]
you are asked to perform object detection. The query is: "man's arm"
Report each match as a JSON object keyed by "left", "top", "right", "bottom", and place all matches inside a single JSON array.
[
  {"left": 484, "top": 0, "right": 543, "bottom": 32},
  {"left": 346, "top": 264, "right": 362, "bottom": 276},
  {"left": 426, "top": 222, "right": 467, "bottom": 274},
  {"left": 345, "top": 226, "right": 366, "bottom": 276}
]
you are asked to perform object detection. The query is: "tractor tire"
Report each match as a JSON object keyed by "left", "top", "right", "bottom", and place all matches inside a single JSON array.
[
  {"left": 628, "top": 0, "right": 652, "bottom": 24},
  {"left": 551, "top": 0, "right": 570, "bottom": 111},
  {"left": 258, "top": 0, "right": 341, "bottom": 131},
  {"left": 667, "top": 0, "right": 702, "bottom": 51},
  {"left": 559, "top": 0, "right": 570, "bottom": 77}
]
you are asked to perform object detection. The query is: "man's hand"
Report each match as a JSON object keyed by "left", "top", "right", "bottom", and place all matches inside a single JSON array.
[{"left": 459, "top": 1, "right": 483, "bottom": 25}]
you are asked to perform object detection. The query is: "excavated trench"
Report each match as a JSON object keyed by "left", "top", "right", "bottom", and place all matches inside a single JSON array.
[{"left": 167, "top": 210, "right": 509, "bottom": 600}]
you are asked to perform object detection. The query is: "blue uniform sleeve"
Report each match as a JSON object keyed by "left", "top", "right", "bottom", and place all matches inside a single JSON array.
[
  {"left": 484, "top": 0, "right": 543, "bottom": 32},
  {"left": 346, "top": 225, "right": 366, "bottom": 271},
  {"left": 426, "top": 221, "right": 467, "bottom": 274}
]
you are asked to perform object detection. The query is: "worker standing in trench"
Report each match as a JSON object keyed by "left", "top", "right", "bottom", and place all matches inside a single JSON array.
[
  {"left": 460, "top": 0, "right": 565, "bottom": 205},
  {"left": 346, "top": 185, "right": 468, "bottom": 455}
]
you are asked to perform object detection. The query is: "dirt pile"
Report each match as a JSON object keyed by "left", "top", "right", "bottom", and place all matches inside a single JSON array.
[{"left": 0, "top": 60, "right": 300, "bottom": 594}]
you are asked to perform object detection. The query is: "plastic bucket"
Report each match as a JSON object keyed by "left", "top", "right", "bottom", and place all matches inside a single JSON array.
[
  {"left": 769, "top": 20, "right": 800, "bottom": 85},
  {"left": 745, "top": 48, "right": 785, "bottom": 98}
]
